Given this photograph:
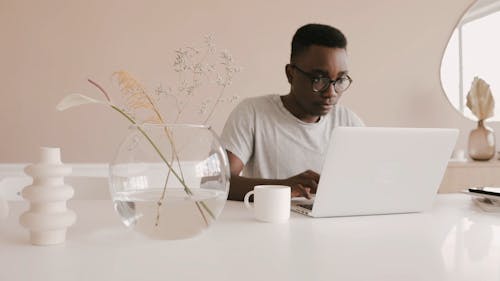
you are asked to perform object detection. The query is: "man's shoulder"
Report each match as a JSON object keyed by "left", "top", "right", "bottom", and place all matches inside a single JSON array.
[
  {"left": 237, "top": 94, "right": 278, "bottom": 107},
  {"left": 233, "top": 94, "right": 279, "bottom": 113}
]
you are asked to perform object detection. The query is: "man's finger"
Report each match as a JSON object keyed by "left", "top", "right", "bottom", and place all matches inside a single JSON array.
[
  {"left": 297, "top": 184, "right": 311, "bottom": 199},
  {"left": 291, "top": 190, "right": 302, "bottom": 197},
  {"left": 305, "top": 179, "right": 318, "bottom": 193}
]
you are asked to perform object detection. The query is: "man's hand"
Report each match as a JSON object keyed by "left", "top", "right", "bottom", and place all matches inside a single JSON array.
[
  {"left": 284, "top": 170, "right": 320, "bottom": 199},
  {"left": 226, "top": 150, "right": 321, "bottom": 201}
]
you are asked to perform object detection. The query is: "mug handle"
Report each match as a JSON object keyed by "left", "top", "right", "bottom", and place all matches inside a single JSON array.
[{"left": 243, "top": 190, "right": 255, "bottom": 209}]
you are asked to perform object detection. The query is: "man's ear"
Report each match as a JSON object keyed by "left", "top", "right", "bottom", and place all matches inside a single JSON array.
[{"left": 285, "top": 64, "right": 293, "bottom": 84}]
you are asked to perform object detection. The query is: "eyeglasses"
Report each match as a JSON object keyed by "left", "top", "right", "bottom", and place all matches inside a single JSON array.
[{"left": 291, "top": 64, "right": 352, "bottom": 93}]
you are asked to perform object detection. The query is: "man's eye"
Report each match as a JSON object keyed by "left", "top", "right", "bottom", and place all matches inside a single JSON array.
[{"left": 312, "top": 77, "right": 323, "bottom": 83}]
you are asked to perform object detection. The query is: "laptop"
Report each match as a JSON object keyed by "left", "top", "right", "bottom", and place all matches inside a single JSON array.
[{"left": 291, "top": 127, "right": 458, "bottom": 217}]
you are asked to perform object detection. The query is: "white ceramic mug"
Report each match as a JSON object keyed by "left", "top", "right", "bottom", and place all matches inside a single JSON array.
[{"left": 244, "top": 185, "right": 291, "bottom": 223}]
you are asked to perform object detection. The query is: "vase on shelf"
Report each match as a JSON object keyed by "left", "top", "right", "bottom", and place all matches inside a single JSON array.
[
  {"left": 468, "top": 120, "right": 496, "bottom": 161},
  {"left": 109, "top": 123, "right": 230, "bottom": 240}
]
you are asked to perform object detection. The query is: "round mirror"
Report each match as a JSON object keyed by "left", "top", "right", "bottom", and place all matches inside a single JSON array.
[{"left": 441, "top": 0, "right": 500, "bottom": 121}]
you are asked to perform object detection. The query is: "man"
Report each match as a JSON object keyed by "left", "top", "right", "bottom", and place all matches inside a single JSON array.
[{"left": 221, "top": 23, "right": 364, "bottom": 201}]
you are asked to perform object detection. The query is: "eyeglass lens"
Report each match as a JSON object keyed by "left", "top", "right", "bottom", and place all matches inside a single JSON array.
[
  {"left": 313, "top": 77, "right": 351, "bottom": 93},
  {"left": 293, "top": 65, "right": 351, "bottom": 93}
]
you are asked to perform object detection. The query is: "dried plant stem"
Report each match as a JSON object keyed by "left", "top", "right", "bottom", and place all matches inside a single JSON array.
[
  {"left": 155, "top": 148, "right": 176, "bottom": 227},
  {"left": 88, "top": 78, "right": 111, "bottom": 102},
  {"left": 203, "top": 88, "right": 226, "bottom": 125},
  {"left": 89, "top": 78, "right": 212, "bottom": 226},
  {"left": 153, "top": 127, "right": 200, "bottom": 227},
  {"left": 131, "top": 84, "right": 208, "bottom": 226},
  {"left": 155, "top": 174, "right": 170, "bottom": 227},
  {"left": 154, "top": 133, "right": 210, "bottom": 227},
  {"left": 174, "top": 47, "right": 211, "bottom": 122},
  {"left": 109, "top": 105, "right": 215, "bottom": 222}
]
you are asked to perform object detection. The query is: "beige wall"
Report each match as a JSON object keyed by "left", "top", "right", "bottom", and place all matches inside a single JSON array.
[{"left": 1, "top": 0, "right": 492, "bottom": 163}]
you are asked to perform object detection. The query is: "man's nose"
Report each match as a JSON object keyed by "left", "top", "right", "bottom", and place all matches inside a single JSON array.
[{"left": 320, "top": 83, "right": 338, "bottom": 98}]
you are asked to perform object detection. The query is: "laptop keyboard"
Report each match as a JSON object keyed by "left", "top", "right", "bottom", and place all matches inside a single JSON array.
[{"left": 298, "top": 204, "right": 313, "bottom": 210}]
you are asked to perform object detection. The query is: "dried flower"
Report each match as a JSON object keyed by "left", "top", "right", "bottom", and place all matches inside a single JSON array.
[
  {"left": 466, "top": 77, "right": 495, "bottom": 121},
  {"left": 165, "top": 36, "right": 241, "bottom": 124},
  {"left": 56, "top": 36, "right": 240, "bottom": 229},
  {"left": 56, "top": 93, "right": 109, "bottom": 111}
]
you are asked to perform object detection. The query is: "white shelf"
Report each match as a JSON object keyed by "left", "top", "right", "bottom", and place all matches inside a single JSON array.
[{"left": 439, "top": 159, "right": 500, "bottom": 193}]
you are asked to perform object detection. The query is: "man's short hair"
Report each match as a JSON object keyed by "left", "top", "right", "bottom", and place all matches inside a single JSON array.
[{"left": 291, "top": 23, "right": 347, "bottom": 61}]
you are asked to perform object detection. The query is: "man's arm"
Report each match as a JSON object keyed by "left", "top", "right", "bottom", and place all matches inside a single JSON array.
[{"left": 226, "top": 151, "right": 320, "bottom": 201}]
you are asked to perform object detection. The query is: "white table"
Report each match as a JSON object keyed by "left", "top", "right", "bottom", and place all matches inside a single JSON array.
[{"left": 1, "top": 195, "right": 499, "bottom": 281}]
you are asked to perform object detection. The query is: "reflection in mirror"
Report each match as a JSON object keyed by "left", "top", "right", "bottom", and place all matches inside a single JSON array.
[{"left": 441, "top": 0, "right": 500, "bottom": 121}]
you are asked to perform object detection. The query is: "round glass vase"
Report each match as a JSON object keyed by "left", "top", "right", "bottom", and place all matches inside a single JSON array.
[{"left": 109, "top": 123, "right": 230, "bottom": 240}]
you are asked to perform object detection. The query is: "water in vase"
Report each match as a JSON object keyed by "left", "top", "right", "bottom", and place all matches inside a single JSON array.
[{"left": 113, "top": 188, "right": 225, "bottom": 240}]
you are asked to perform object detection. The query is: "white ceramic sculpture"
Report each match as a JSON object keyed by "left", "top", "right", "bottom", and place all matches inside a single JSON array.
[{"left": 19, "top": 147, "right": 76, "bottom": 245}]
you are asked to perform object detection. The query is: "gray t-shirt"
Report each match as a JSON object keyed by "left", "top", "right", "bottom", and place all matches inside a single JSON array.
[{"left": 221, "top": 94, "right": 364, "bottom": 179}]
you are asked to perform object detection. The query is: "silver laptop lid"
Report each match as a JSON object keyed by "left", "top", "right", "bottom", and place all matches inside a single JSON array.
[{"left": 311, "top": 127, "right": 458, "bottom": 217}]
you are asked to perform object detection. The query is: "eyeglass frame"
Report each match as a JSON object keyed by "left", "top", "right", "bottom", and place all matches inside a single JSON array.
[{"left": 290, "top": 64, "right": 353, "bottom": 94}]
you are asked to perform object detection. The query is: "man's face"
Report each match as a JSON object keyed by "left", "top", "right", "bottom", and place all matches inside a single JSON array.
[{"left": 287, "top": 45, "right": 349, "bottom": 118}]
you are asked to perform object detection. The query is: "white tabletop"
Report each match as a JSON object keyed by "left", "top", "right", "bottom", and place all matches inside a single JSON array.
[{"left": 1, "top": 194, "right": 499, "bottom": 281}]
